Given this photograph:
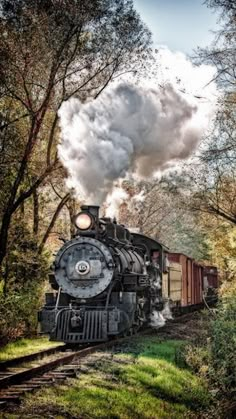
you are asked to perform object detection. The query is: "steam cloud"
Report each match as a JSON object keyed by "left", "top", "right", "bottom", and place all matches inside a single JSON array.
[
  {"left": 58, "top": 80, "right": 212, "bottom": 205},
  {"left": 150, "top": 302, "right": 173, "bottom": 329}
]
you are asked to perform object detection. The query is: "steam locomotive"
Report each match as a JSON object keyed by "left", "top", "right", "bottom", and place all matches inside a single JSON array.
[{"left": 39, "top": 205, "right": 168, "bottom": 343}]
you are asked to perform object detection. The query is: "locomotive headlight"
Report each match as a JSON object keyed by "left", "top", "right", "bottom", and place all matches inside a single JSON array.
[{"left": 74, "top": 212, "right": 93, "bottom": 230}]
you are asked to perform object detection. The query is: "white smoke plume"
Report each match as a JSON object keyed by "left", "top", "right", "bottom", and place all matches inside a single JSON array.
[
  {"left": 104, "top": 182, "right": 145, "bottom": 219},
  {"left": 133, "top": 190, "right": 145, "bottom": 203},
  {"left": 58, "top": 51, "right": 217, "bottom": 209},
  {"left": 58, "top": 83, "right": 205, "bottom": 204},
  {"left": 105, "top": 185, "right": 128, "bottom": 219}
]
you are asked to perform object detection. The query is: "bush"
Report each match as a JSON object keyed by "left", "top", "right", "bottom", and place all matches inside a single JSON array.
[
  {"left": 184, "top": 280, "right": 236, "bottom": 417},
  {"left": 208, "top": 296, "right": 236, "bottom": 392},
  {"left": 0, "top": 224, "right": 50, "bottom": 344},
  {"left": 0, "top": 287, "right": 43, "bottom": 344},
  {"left": 184, "top": 345, "right": 210, "bottom": 377}
]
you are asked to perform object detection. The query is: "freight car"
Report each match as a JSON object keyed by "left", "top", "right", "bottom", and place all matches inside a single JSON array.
[
  {"left": 162, "top": 253, "right": 218, "bottom": 312},
  {"left": 39, "top": 205, "right": 169, "bottom": 343},
  {"left": 39, "top": 205, "right": 218, "bottom": 343}
]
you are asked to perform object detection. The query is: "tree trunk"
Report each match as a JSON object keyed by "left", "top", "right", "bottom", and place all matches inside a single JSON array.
[
  {"left": 33, "top": 189, "right": 39, "bottom": 236},
  {"left": 68, "top": 197, "right": 77, "bottom": 238},
  {"left": 38, "top": 193, "right": 70, "bottom": 253},
  {"left": 0, "top": 210, "right": 12, "bottom": 267},
  {"left": 2, "top": 252, "right": 9, "bottom": 296}
]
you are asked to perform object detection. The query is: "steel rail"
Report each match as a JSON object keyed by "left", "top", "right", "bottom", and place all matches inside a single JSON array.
[
  {"left": 0, "top": 336, "right": 136, "bottom": 408},
  {"left": 0, "top": 345, "right": 66, "bottom": 371}
]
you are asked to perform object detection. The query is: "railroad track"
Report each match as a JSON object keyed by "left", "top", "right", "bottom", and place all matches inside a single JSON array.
[
  {"left": 0, "top": 344, "right": 67, "bottom": 371},
  {"left": 0, "top": 338, "right": 130, "bottom": 409},
  {"left": 0, "top": 311, "right": 203, "bottom": 409}
]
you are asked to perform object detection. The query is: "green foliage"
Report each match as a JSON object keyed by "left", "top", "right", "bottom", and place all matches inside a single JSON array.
[
  {"left": 0, "top": 337, "right": 62, "bottom": 361},
  {"left": 185, "top": 345, "right": 210, "bottom": 377},
  {"left": 185, "top": 289, "right": 236, "bottom": 416},
  {"left": 220, "top": 273, "right": 236, "bottom": 297},
  {"left": 208, "top": 296, "right": 236, "bottom": 392},
  {"left": 0, "top": 222, "right": 50, "bottom": 344},
  {"left": 3, "top": 222, "right": 49, "bottom": 291},
  {"left": 0, "top": 285, "right": 42, "bottom": 344}
]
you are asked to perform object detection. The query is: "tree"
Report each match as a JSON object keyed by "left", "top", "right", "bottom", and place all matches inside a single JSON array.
[
  {"left": 180, "top": 0, "right": 236, "bottom": 225},
  {"left": 0, "top": 0, "right": 151, "bottom": 267},
  {"left": 118, "top": 179, "right": 211, "bottom": 260},
  {"left": 200, "top": 0, "right": 236, "bottom": 92}
]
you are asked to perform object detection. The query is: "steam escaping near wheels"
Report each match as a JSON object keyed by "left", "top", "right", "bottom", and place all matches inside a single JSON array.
[
  {"left": 162, "top": 301, "right": 173, "bottom": 320},
  {"left": 150, "top": 301, "right": 173, "bottom": 329},
  {"left": 150, "top": 310, "right": 166, "bottom": 328}
]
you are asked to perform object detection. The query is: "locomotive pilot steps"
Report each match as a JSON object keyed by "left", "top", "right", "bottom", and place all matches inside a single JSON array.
[{"left": 39, "top": 205, "right": 218, "bottom": 344}]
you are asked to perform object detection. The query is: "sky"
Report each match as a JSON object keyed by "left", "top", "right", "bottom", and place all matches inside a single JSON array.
[{"left": 133, "top": 0, "right": 220, "bottom": 54}]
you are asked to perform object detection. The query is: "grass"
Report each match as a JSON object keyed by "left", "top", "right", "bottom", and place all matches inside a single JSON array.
[
  {"left": 0, "top": 337, "right": 63, "bottom": 361},
  {"left": 4, "top": 336, "right": 211, "bottom": 419}
]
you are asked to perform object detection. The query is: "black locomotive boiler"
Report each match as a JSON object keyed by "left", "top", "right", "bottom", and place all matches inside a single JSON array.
[{"left": 39, "top": 205, "right": 168, "bottom": 343}]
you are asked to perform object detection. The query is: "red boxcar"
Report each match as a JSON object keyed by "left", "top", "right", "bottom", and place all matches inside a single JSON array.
[{"left": 168, "top": 253, "right": 204, "bottom": 307}]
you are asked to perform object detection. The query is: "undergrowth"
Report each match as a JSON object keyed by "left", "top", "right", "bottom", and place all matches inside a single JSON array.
[
  {"left": 184, "top": 286, "right": 236, "bottom": 418},
  {"left": 0, "top": 337, "right": 62, "bottom": 361}
]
